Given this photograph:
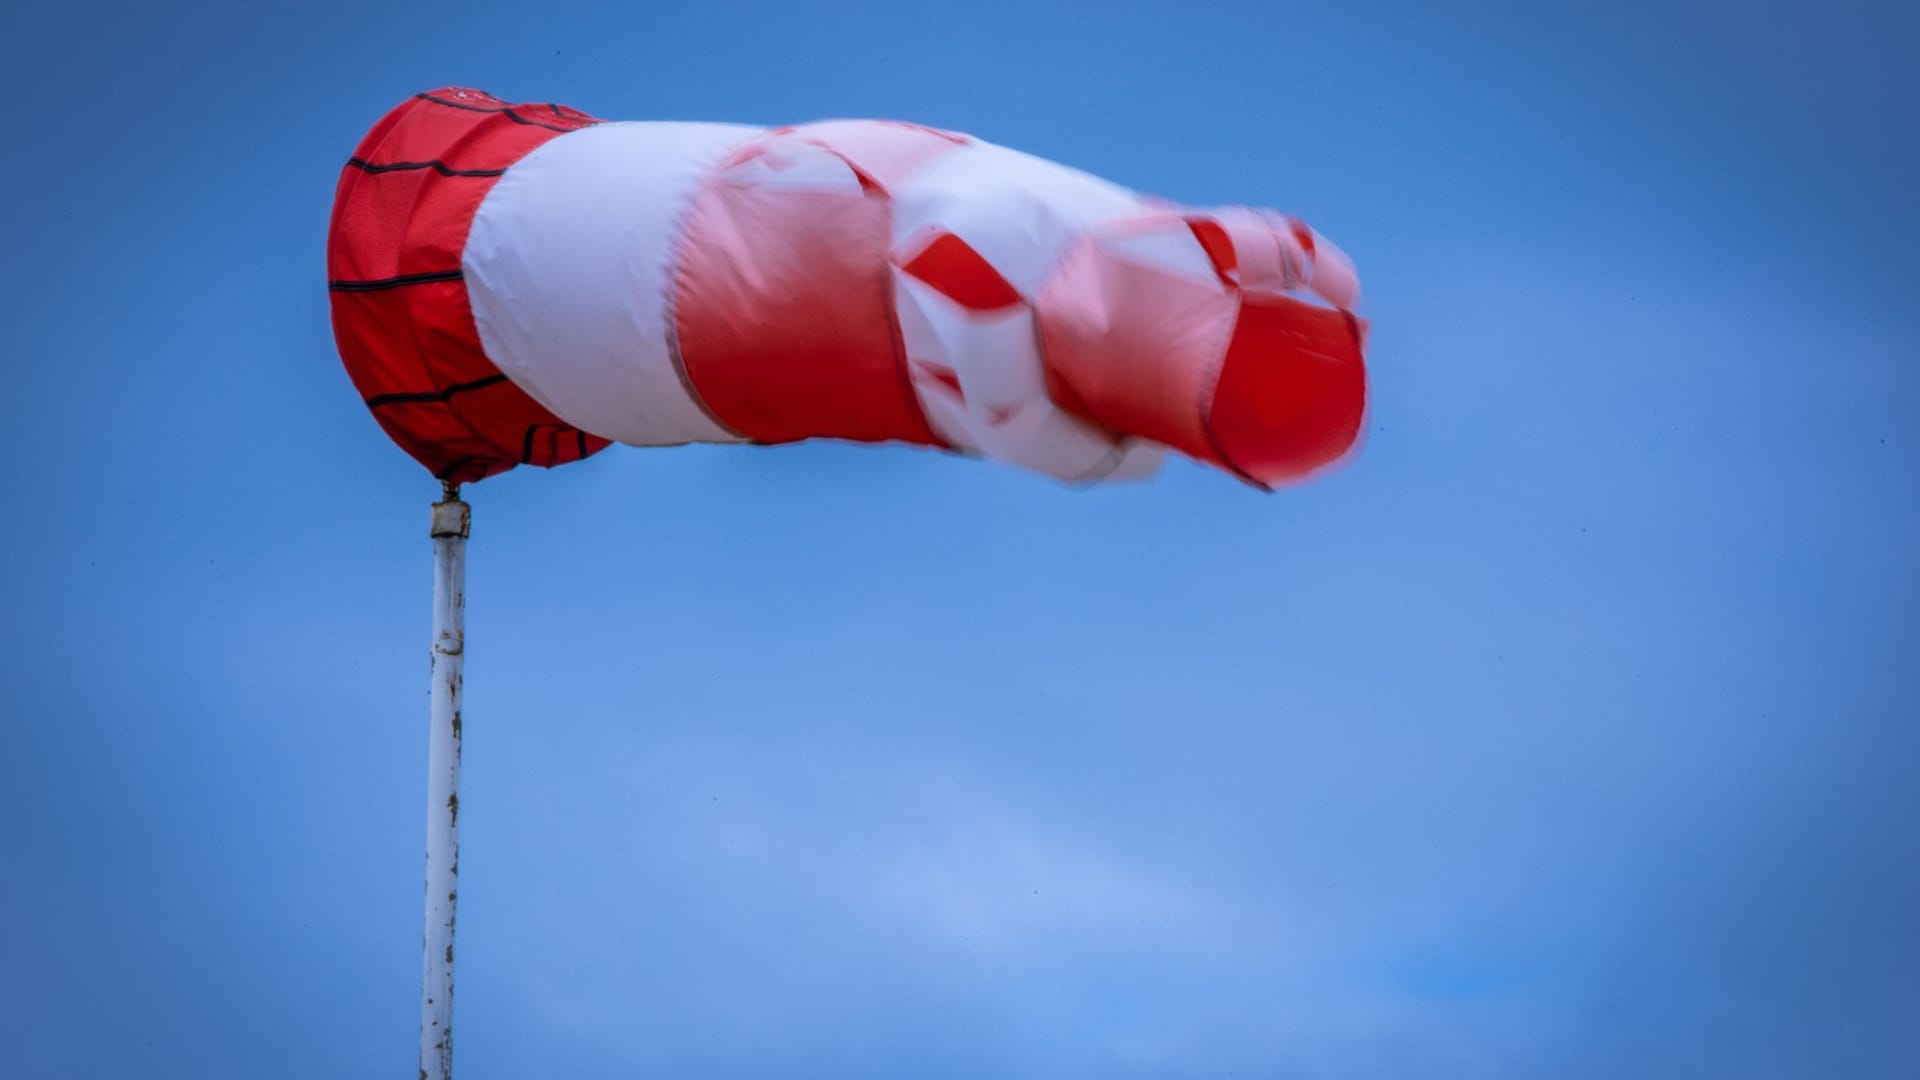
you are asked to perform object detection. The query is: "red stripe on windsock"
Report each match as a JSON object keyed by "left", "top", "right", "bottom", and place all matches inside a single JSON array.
[
  {"left": 1206, "top": 296, "right": 1366, "bottom": 486},
  {"left": 328, "top": 88, "right": 610, "bottom": 483},
  {"left": 672, "top": 135, "right": 942, "bottom": 448}
]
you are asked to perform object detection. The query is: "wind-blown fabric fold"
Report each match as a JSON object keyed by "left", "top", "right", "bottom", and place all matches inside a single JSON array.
[{"left": 329, "top": 88, "right": 1368, "bottom": 488}]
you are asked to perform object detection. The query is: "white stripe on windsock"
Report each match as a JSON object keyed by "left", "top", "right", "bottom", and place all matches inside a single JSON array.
[
  {"left": 890, "top": 140, "right": 1146, "bottom": 299},
  {"left": 463, "top": 121, "right": 762, "bottom": 446},
  {"left": 893, "top": 274, "right": 1140, "bottom": 482}
]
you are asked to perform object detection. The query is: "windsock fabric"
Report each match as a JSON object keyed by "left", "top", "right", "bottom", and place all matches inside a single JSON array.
[{"left": 329, "top": 88, "right": 1367, "bottom": 487}]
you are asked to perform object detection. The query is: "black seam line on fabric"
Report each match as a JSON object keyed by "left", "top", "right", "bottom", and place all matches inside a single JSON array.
[
  {"left": 347, "top": 157, "right": 507, "bottom": 178},
  {"left": 521, "top": 425, "right": 539, "bottom": 465},
  {"left": 414, "top": 93, "right": 513, "bottom": 114},
  {"left": 328, "top": 269, "right": 464, "bottom": 292},
  {"left": 414, "top": 93, "right": 587, "bottom": 134},
  {"left": 365, "top": 373, "right": 509, "bottom": 410},
  {"left": 575, "top": 430, "right": 588, "bottom": 458}
]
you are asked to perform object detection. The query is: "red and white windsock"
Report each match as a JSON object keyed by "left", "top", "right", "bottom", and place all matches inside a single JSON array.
[{"left": 329, "top": 88, "right": 1368, "bottom": 488}]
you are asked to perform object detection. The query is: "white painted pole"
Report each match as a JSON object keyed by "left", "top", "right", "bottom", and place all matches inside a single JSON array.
[{"left": 422, "top": 483, "right": 468, "bottom": 1080}]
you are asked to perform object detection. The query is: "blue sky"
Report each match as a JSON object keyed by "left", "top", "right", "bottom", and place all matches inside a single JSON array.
[{"left": 3, "top": 2, "right": 1916, "bottom": 1076}]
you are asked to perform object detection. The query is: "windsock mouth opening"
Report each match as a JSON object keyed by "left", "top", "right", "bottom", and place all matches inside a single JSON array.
[{"left": 1204, "top": 294, "right": 1368, "bottom": 488}]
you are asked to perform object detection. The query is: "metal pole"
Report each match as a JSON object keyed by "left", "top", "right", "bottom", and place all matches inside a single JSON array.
[{"left": 422, "top": 483, "right": 468, "bottom": 1080}]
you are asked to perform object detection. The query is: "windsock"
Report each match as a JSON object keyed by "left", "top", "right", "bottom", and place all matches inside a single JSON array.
[{"left": 328, "top": 88, "right": 1367, "bottom": 488}]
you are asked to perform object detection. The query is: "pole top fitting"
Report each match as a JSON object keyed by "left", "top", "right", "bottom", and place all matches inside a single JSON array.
[{"left": 431, "top": 497, "right": 470, "bottom": 539}]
